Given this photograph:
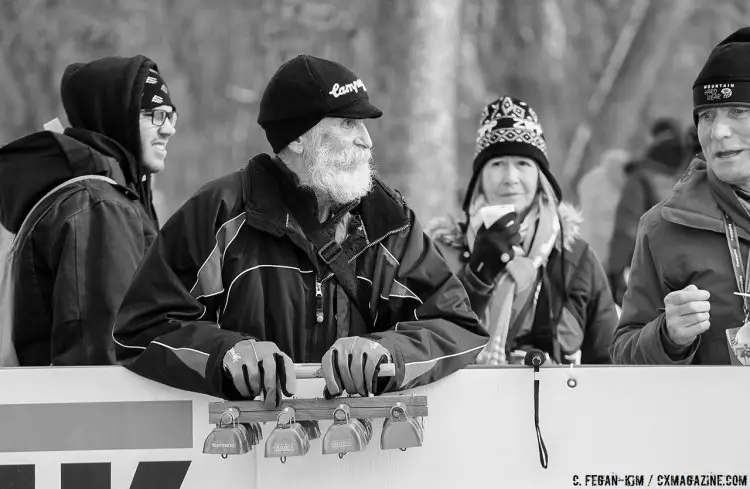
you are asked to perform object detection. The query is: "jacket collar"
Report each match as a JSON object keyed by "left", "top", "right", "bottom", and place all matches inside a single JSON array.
[
  {"left": 426, "top": 200, "right": 583, "bottom": 256},
  {"left": 661, "top": 157, "right": 750, "bottom": 240},
  {"left": 242, "top": 154, "right": 410, "bottom": 242},
  {"left": 63, "top": 128, "right": 140, "bottom": 191},
  {"left": 0, "top": 131, "right": 136, "bottom": 232}
]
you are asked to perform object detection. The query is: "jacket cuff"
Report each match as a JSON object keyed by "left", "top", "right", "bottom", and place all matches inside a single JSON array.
[
  {"left": 206, "top": 331, "right": 255, "bottom": 399},
  {"left": 365, "top": 334, "right": 404, "bottom": 394},
  {"left": 652, "top": 315, "right": 698, "bottom": 364},
  {"left": 460, "top": 263, "right": 495, "bottom": 296}
]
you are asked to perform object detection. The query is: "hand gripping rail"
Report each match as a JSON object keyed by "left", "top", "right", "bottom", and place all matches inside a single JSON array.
[{"left": 208, "top": 363, "right": 427, "bottom": 423}]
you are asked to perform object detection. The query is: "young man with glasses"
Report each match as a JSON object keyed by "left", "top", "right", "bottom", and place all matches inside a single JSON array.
[{"left": 0, "top": 55, "right": 176, "bottom": 366}]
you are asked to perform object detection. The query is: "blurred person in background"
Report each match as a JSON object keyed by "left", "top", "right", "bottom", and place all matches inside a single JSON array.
[
  {"left": 427, "top": 96, "right": 618, "bottom": 365},
  {"left": 608, "top": 117, "right": 686, "bottom": 304},
  {"left": 114, "top": 55, "right": 487, "bottom": 407},
  {"left": 612, "top": 27, "right": 750, "bottom": 364},
  {"left": 0, "top": 55, "right": 175, "bottom": 366},
  {"left": 684, "top": 125, "right": 702, "bottom": 163},
  {"left": 577, "top": 148, "right": 631, "bottom": 277}
]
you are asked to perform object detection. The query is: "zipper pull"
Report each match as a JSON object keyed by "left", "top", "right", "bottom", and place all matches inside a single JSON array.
[{"left": 315, "top": 280, "right": 324, "bottom": 324}]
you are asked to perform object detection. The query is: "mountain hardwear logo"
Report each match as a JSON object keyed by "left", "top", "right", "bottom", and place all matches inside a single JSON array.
[{"left": 704, "top": 83, "right": 735, "bottom": 101}]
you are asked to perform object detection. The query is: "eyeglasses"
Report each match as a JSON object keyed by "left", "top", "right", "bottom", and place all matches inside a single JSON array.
[{"left": 141, "top": 109, "right": 178, "bottom": 128}]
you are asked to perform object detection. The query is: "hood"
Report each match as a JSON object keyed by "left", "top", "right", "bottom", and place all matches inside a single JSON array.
[
  {"left": 661, "top": 156, "right": 750, "bottom": 240},
  {"left": 0, "top": 131, "right": 131, "bottom": 232},
  {"left": 61, "top": 55, "right": 155, "bottom": 186},
  {"left": 660, "top": 158, "right": 720, "bottom": 234},
  {"left": 426, "top": 201, "right": 582, "bottom": 254}
]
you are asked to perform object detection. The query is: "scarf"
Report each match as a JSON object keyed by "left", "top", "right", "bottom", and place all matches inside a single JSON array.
[{"left": 470, "top": 172, "right": 561, "bottom": 365}]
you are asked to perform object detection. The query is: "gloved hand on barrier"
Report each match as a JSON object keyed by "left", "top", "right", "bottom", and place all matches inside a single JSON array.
[
  {"left": 322, "top": 336, "right": 392, "bottom": 398},
  {"left": 223, "top": 339, "right": 296, "bottom": 408}
]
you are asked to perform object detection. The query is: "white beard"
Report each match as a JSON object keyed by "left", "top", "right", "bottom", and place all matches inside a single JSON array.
[{"left": 303, "top": 128, "right": 374, "bottom": 205}]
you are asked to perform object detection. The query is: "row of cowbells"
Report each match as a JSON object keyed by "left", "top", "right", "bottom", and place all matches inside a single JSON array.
[{"left": 204, "top": 402, "right": 424, "bottom": 462}]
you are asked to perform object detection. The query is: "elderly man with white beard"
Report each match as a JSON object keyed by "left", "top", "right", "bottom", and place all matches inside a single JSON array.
[{"left": 113, "top": 55, "right": 488, "bottom": 406}]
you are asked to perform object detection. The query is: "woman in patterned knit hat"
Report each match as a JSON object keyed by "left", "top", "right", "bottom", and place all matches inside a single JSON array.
[{"left": 427, "top": 96, "right": 617, "bottom": 365}]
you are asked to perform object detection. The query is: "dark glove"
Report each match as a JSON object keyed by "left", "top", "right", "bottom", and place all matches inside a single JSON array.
[
  {"left": 321, "top": 336, "right": 392, "bottom": 398},
  {"left": 222, "top": 340, "right": 296, "bottom": 408},
  {"left": 469, "top": 212, "right": 522, "bottom": 284}
]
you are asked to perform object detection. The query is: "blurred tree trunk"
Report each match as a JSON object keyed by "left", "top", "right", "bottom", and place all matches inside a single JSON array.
[
  {"left": 565, "top": 0, "right": 698, "bottom": 198},
  {"left": 374, "top": 0, "right": 462, "bottom": 222}
]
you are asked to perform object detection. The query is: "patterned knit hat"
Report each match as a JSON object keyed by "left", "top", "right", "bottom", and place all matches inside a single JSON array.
[
  {"left": 141, "top": 68, "right": 175, "bottom": 111},
  {"left": 462, "top": 96, "right": 561, "bottom": 213}
]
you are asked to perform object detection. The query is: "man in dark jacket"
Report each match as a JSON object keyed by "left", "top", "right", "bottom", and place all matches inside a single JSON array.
[
  {"left": 0, "top": 55, "right": 176, "bottom": 365},
  {"left": 114, "top": 55, "right": 488, "bottom": 406},
  {"left": 608, "top": 118, "right": 685, "bottom": 304},
  {"left": 612, "top": 27, "right": 750, "bottom": 365}
]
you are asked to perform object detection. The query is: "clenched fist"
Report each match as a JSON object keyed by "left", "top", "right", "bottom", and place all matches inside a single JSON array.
[{"left": 664, "top": 284, "right": 711, "bottom": 347}]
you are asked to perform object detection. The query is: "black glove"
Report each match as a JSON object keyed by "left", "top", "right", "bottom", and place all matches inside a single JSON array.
[
  {"left": 321, "top": 336, "right": 392, "bottom": 398},
  {"left": 469, "top": 212, "right": 522, "bottom": 284},
  {"left": 222, "top": 340, "right": 296, "bottom": 408}
]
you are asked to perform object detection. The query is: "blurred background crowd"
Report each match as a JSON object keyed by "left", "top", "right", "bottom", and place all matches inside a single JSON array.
[{"left": 1, "top": 0, "right": 747, "bottom": 300}]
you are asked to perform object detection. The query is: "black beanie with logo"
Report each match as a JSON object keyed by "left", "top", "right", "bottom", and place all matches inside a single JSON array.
[
  {"left": 258, "top": 55, "right": 382, "bottom": 153},
  {"left": 141, "top": 68, "right": 175, "bottom": 111},
  {"left": 693, "top": 27, "right": 750, "bottom": 122}
]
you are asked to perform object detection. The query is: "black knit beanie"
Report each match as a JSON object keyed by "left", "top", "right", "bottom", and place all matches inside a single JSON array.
[
  {"left": 462, "top": 96, "right": 562, "bottom": 214},
  {"left": 258, "top": 55, "right": 382, "bottom": 153},
  {"left": 141, "top": 68, "right": 175, "bottom": 111},
  {"left": 693, "top": 27, "right": 750, "bottom": 123}
]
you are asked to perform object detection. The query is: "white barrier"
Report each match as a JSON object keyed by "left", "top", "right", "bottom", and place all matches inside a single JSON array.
[{"left": 1, "top": 365, "right": 748, "bottom": 488}]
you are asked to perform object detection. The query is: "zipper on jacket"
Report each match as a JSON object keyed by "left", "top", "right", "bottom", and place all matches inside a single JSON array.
[
  {"left": 315, "top": 277, "right": 324, "bottom": 324},
  {"left": 319, "top": 223, "right": 411, "bottom": 283}
]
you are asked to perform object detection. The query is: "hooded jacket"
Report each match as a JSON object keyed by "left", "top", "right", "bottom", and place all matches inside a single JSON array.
[
  {"left": 114, "top": 154, "right": 488, "bottom": 399},
  {"left": 612, "top": 158, "right": 750, "bottom": 364},
  {"left": 0, "top": 55, "right": 159, "bottom": 365},
  {"left": 427, "top": 203, "right": 617, "bottom": 364},
  {"left": 608, "top": 135, "right": 686, "bottom": 301},
  {"left": 61, "top": 55, "right": 160, "bottom": 221}
]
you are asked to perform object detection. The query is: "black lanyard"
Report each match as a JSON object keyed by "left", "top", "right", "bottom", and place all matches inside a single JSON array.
[{"left": 722, "top": 212, "right": 750, "bottom": 321}]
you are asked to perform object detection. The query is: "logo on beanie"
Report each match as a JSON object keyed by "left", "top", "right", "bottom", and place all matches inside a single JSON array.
[
  {"left": 513, "top": 117, "right": 543, "bottom": 134},
  {"left": 704, "top": 83, "right": 734, "bottom": 101},
  {"left": 477, "top": 119, "right": 497, "bottom": 139},
  {"left": 142, "top": 69, "right": 174, "bottom": 111},
  {"left": 329, "top": 79, "right": 367, "bottom": 98}
]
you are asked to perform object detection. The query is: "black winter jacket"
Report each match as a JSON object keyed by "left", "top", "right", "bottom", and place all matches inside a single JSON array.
[
  {"left": 428, "top": 203, "right": 618, "bottom": 364},
  {"left": 0, "top": 131, "right": 157, "bottom": 365},
  {"left": 114, "top": 155, "right": 488, "bottom": 399},
  {"left": 0, "top": 55, "right": 161, "bottom": 365}
]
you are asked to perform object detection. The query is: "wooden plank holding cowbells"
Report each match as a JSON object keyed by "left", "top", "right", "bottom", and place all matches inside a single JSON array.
[{"left": 204, "top": 363, "right": 428, "bottom": 462}]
